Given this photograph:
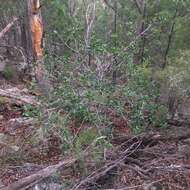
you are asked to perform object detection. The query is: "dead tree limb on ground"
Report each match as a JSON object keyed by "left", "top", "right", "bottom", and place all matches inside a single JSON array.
[
  {"left": 0, "top": 17, "right": 18, "bottom": 40},
  {"left": 1, "top": 158, "right": 76, "bottom": 190},
  {"left": 0, "top": 88, "right": 38, "bottom": 105}
]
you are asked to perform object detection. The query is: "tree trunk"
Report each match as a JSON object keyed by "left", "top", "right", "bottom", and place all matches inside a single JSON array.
[
  {"left": 162, "top": 8, "right": 178, "bottom": 69},
  {"left": 112, "top": 0, "right": 117, "bottom": 84},
  {"left": 27, "top": 0, "right": 49, "bottom": 97},
  {"left": 133, "top": 0, "right": 146, "bottom": 65}
]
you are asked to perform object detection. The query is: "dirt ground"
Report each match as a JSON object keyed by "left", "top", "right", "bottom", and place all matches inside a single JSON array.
[{"left": 0, "top": 80, "right": 190, "bottom": 190}]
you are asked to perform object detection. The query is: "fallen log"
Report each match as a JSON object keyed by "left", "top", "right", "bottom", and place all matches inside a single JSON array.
[
  {"left": 112, "top": 128, "right": 190, "bottom": 145},
  {"left": 1, "top": 158, "right": 76, "bottom": 190},
  {"left": 0, "top": 17, "right": 18, "bottom": 40},
  {"left": 0, "top": 88, "right": 38, "bottom": 105}
]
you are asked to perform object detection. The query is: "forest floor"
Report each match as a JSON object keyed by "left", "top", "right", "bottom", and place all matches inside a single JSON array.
[{"left": 0, "top": 78, "right": 190, "bottom": 190}]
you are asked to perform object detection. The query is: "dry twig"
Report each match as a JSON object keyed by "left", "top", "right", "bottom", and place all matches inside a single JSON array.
[{"left": 71, "top": 140, "right": 142, "bottom": 190}]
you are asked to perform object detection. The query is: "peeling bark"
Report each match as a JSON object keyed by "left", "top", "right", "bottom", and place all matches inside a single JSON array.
[{"left": 27, "top": 0, "right": 49, "bottom": 97}]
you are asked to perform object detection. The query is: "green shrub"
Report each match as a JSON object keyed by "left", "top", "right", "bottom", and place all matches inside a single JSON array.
[
  {"left": 2, "top": 66, "right": 15, "bottom": 80},
  {"left": 46, "top": 54, "right": 168, "bottom": 136}
]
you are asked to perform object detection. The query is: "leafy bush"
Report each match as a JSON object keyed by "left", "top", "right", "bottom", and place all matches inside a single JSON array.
[
  {"left": 46, "top": 53, "right": 167, "bottom": 138},
  {"left": 2, "top": 66, "right": 16, "bottom": 80},
  {"left": 120, "top": 62, "right": 168, "bottom": 132}
]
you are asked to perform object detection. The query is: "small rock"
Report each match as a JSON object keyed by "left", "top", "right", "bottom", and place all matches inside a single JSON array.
[
  {"left": 32, "top": 182, "right": 62, "bottom": 190},
  {"left": 10, "top": 145, "right": 20, "bottom": 151},
  {"left": 48, "top": 183, "right": 62, "bottom": 190},
  {"left": 0, "top": 115, "right": 3, "bottom": 120}
]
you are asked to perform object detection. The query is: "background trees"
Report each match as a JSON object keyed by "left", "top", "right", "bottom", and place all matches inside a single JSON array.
[
  {"left": 0, "top": 0, "right": 189, "bottom": 129},
  {"left": 0, "top": 0, "right": 189, "bottom": 126}
]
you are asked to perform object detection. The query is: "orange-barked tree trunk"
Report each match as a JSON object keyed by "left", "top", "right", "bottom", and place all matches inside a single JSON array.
[{"left": 27, "top": 0, "right": 49, "bottom": 97}]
